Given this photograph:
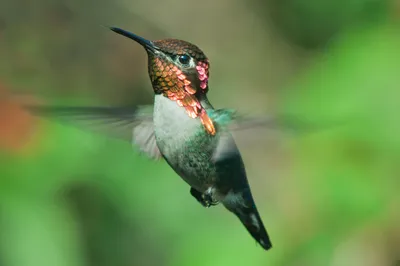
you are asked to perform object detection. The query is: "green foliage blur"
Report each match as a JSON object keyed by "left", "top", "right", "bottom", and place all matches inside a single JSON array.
[{"left": 0, "top": 0, "right": 399, "bottom": 265}]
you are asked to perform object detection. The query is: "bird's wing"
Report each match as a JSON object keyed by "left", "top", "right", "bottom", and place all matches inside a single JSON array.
[
  {"left": 26, "top": 105, "right": 162, "bottom": 160},
  {"left": 210, "top": 108, "right": 336, "bottom": 161},
  {"left": 26, "top": 105, "right": 333, "bottom": 162},
  {"left": 208, "top": 109, "right": 269, "bottom": 162}
]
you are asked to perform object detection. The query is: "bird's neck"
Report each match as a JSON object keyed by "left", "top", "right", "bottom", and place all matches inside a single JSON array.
[
  {"left": 196, "top": 92, "right": 214, "bottom": 110},
  {"left": 155, "top": 90, "right": 216, "bottom": 135}
]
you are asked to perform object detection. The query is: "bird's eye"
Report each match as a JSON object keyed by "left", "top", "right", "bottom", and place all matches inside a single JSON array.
[{"left": 178, "top": 54, "right": 190, "bottom": 65}]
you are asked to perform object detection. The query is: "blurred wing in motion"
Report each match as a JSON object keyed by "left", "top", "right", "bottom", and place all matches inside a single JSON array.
[
  {"left": 229, "top": 112, "right": 331, "bottom": 134},
  {"left": 25, "top": 105, "right": 162, "bottom": 160},
  {"left": 212, "top": 109, "right": 344, "bottom": 161},
  {"left": 26, "top": 104, "right": 337, "bottom": 162},
  {"left": 210, "top": 110, "right": 283, "bottom": 162}
]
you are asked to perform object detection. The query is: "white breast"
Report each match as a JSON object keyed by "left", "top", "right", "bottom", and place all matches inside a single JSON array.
[{"left": 153, "top": 94, "right": 202, "bottom": 155}]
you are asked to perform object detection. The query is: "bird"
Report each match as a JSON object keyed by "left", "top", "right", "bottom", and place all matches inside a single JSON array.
[{"left": 27, "top": 26, "right": 281, "bottom": 250}]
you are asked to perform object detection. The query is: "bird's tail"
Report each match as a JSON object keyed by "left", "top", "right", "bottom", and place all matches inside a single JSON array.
[{"left": 223, "top": 189, "right": 272, "bottom": 250}]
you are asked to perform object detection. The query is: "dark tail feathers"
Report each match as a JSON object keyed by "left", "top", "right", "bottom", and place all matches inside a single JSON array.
[
  {"left": 223, "top": 190, "right": 272, "bottom": 250},
  {"left": 237, "top": 206, "right": 272, "bottom": 250}
]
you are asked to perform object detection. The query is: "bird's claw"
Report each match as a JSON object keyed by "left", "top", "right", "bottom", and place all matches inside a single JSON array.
[
  {"left": 190, "top": 187, "right": 219, "bottom": 208},
  {"left": 201, "top": 188, "right": 219, "bottom": 208}
]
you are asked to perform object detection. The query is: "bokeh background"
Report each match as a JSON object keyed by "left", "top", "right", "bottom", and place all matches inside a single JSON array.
[{"left": 0, "top": 0, "right": 399, "bottom": 265}]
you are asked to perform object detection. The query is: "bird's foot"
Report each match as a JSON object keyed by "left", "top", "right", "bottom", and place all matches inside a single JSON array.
[
  {"left": 190, "top": 187, "right": 219, "bottom": 208},
  {"left": 202, "top": 188, "right": 219, "bottom": 208}
]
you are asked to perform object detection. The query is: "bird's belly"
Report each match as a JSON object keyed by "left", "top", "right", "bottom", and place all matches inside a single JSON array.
[
  {"left": 166, "top": 153, "right": 216, "bottom": 192},
  {"left": 153, "top": 95, "right": 217, "bottom": 192}
]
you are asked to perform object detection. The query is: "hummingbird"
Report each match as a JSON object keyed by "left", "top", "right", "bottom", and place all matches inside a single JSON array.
[{"left": 28, "top": 27, "right": 276, "bottom": 250}]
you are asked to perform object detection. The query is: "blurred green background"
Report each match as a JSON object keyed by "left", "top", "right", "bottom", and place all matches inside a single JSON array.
[{"left": 0, "top": 0, "right": 399, "bottom": 265}]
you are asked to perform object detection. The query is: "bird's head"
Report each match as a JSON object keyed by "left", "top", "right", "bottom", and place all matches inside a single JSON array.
[{"left": 110, "top": 27, "right": 215, "bottom": 134}]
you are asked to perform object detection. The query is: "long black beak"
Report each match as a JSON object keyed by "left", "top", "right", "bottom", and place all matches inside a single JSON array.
[{"left": 109, "top": 27, "right": 158, "bottom": 53}]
